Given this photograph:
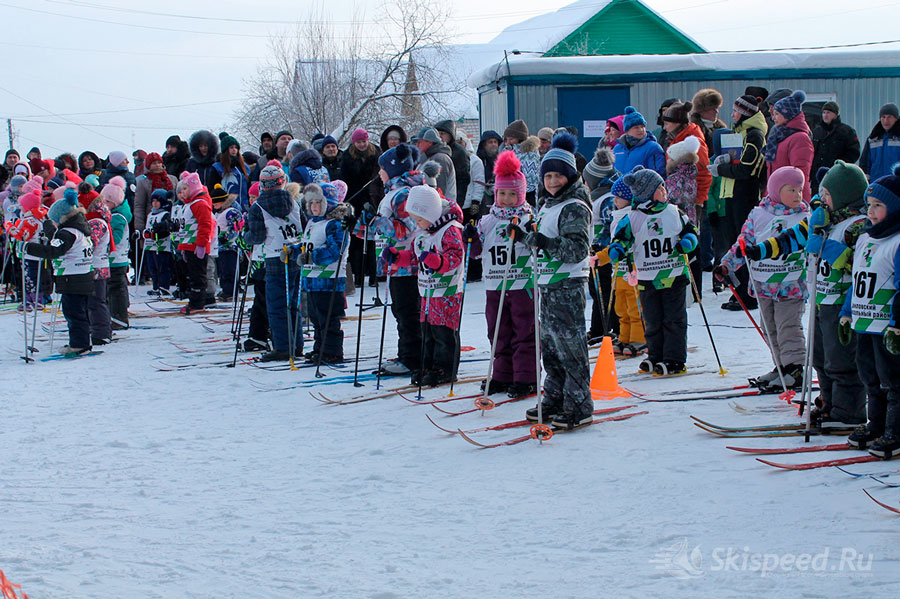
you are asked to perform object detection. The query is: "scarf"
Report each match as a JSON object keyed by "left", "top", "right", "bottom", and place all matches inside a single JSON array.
[
  {"left": 763, "top": 126, "right": 804, "bottom": 162},
  {"left": 489, "top": 202, "right": 533, "bottom": 223},
  {"left": 146, "top": 170, "right": 172, "bottom": 191}
]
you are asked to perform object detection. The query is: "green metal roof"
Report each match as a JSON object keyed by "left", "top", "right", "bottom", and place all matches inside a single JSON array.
[{"left": 544, "top": 0, "right": 706, "bottom": 57}]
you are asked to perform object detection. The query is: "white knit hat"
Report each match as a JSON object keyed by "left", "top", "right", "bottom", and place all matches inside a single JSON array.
[{"left": 405, "top": 185, "right": 442, "bottom": 224}]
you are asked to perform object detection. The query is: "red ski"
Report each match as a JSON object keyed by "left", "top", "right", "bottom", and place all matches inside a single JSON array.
[
  {"left": 756, "top": 455, "right": 880, "bottom": 470},
  {"left": 863, "top": 489, "right": 900, "bottom": 514},
  {"left": 726, "top": 443, "right": 852, "bottom": 455},
  {"left": 457, "top": 410, "right": 648, "bottom": 449},
  {"left": 427, "top": 404, "right": 638, "bottom": 435},
  {"left": 431, "top": 394, "right": 532, "bottom": 416}
]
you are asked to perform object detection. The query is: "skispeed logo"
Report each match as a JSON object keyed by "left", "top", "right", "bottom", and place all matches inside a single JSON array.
[{"left": 650, "top": 540, "right": 873, "bottom": 578}]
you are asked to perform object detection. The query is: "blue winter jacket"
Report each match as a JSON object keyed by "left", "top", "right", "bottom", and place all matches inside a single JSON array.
[
  {"left": 290, "top": 149, "right": 330, "bottom": 186},
  {"left": 613, "top": 132, "right": 666, "bottom": 178},
  {"left": 242, "top": 188, "right": 295, "bottom": 247},
  {"left": 300, "top": 213, "right": 348, "bottom": 293},
  {"left": 859, "top": 120, "right": 900, "bottom": 181}
]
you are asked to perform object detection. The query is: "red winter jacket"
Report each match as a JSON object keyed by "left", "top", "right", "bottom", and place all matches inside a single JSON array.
[
  {"left": 669, "top": 122, "right": 710, "bottom": 206},
  {"left": 177, "top": 190, "right": 214, "bottom": 252},
  {"left": 767, "top": 113, "right": 814, "bottom": 201}
]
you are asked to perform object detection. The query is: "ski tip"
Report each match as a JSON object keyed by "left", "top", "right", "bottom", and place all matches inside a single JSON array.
[
  {"left": 863, "top": 489, "right": 900, "bottom": 514},
  {"left": 755, "top": 457, "right": 789, "bottom": 469},
  {"left": 425, "top": 413, "right": 457, "bottom": 434},
  {"left": 726, "top": 445, "right": 757, "bottom": 453},
  {"left": 457, "top": 429, "right": 491, "bottom": 449}
]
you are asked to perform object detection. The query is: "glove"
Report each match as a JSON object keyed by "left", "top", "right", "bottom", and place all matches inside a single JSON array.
[
  {"left": 809, "top": 206, "right": 829, "bottom": 232},
  {"left": 506, "top": 222, "right": 529, "bottom": 241},
  {"left": 468, "top": 201, "right": 480, "bottom": 218},
  {"left": 591, "top": 242, "right": 603, "bottom": 254},
  {"left": 713, "top": 264, "right": 729, "bottom": 283},
  {"left": 462, "top": 223, "right": 478, "bottom": 243},
  {"left": 708, "top": 211, "right": 720, "bottom": 228},
  {"left": 526, "top": 232, "right": 550, "bottom": 250},
  {"left": 886, "top": 327, "right": 900, "bottom": 355},
  {"left": 232, "top": 218, "right": 245, "bottom": 233},
  {"left": 236, "top": 235, "right": 251, "bottom": 252},
  {"left": 342, "top": 213, "right": 358, "bottom": 231},
  {"left": 280, "top": 245, "right": 293, "bottom": 263},
  {"left": 707, "top": 154, "right": 730, "bottom": 177},
  {"left": 383, "top": 246, "right": 400, "bottom": 265},
  {"left": 194, "top": 246, "right": 206, "bottom": 259},
  {"left": 218, "top": 232, "right": 229, "bottom": 246},
  {"left": 607, "top": 242, "right": 626, "bottom": 262},
  {"left": 805, "top": 232, "right": 825, "bottom": 256},
  {"left": 418, "top": 250, "right": 443, "bottom": 271},
  {"left": 297, "top": 249, "right": 313, "bottom": 265},
  {"left": 838, "top": 316, "right": 852, "bottom": 346}
]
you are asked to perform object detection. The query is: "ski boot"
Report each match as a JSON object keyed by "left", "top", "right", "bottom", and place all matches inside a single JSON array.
[
  {"left": 869, "top": 434, "right": 900, "bottom": 459},
  {"left": 526, "top": 397, "right": 562, "bottom": 423},
  {"left": 848, "top": 425, "right": 881, "bottom": 449},
  {"left": 638, "top": 358, "right": 654, "bottom": 373},
  {"left": 507, "top": 382, "right": 537, "bottom": 399},
  {"left": 550, "top": 409, "right": 594, "bottom": 431},
  {"left": 653, "top": 361, "right": 686, "bottom": 376},
  {"left": 480, "top": 379, "right": 510, "bottom": 395},
  {"left": 622, "top": 342, "right": 647, "bottom": 357}
]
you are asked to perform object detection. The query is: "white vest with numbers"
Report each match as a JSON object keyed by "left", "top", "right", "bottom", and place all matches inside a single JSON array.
[
  {"left": 480, "top": 213, "right": 532, "bottom": 291},
  {"left": 258, "top": 202, "right": 302, "bottom": 258},
  {"left": 746, "top": 207, "right": 808, "bottom": 285},
  {"left": 534, "top": 197, "right": 590, "bottom": 286},
  {"left": 52, "top": 228, "right": 94, "bottom": 276},
  {"left": 850, "top": 231, "right": 900, "bottom": 333},
  {"left": 413, "top": 220, "right": 465, "bottom": 297},
  {"left": 628, "top": 204, "right": 685, "bottom": 282},
  {"left": 815, "top": 215, "right": 866, "bottom": 305},
  {"left": 301, "top": 218, "right": 348, "bottom": 278},
  {"left": 89, "top": 218, "right": 110, "bottom": 270}
]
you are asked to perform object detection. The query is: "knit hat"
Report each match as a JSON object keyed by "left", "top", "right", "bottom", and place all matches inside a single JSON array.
[
  {"left": 5, "top": 148, "right": 19, "bottom": 160},
  {"left": 22, "top": 177, "right": 43, "bottom": 195},
  {"left": 405, "top": 184, "right": 442, "bottom": 224},
  {"left": 286, "top": 139, "right": 308, "bottom": 158},
  {"left": 47, "top": 188, "right": 80, "bottom": 224},
  {"left": 502, "top": 119, "right": 529, "bottom": 143},
  {"left": 734, "top": 95, "right": 760, "bottom": 118},
  {"left": 819, "top": 160, "right": 868, "bottom": 211},
  {"left": 221, "top": 135, "right": 240, "bottom": 152},
  {"left": 150, "top": 188, "right": 173, "bottom": 209},
  {"left": 145, "top": 152, "right": 164, "bottom": 169},
  {"left": 304, "top": 182, "right": 339, "bottom": 214},
  {"left": 662, "top": 101, "right": 693, "bottom": 125},
  {"left": 744, "top": 86, "right": 769, "bottom": 102},
  {"left": 248, "top": 182, "right": 260, "bottom": 198},
  {"left": 493, "top": 150, "right": 526, "bottom": 206},
  {"left": 321, "top": 135, "right": 338, "bottom": 148},
  {"left": 421, "top": 160, "right": 442, "bottom": 188},
  {"left": 822, "top": 101, "right": 840, "bottom": 115},
  {"left": 19, "top": 189, "right": 42, "bottom": 214},
  {"left": 666, "top": 135, "right": 701, "bottom": 163},
  {"left": 766, "top": 166, "right": 805, "bottom": 200},
  {"left": 85, "top": 174, "right": 100, "bottom": 188},
  {"left": 274, "top": 130, "right": 293, "bottom": 143},
  {"left": 623, "top": 166, "right": 664, "bottom": 204},
  {"left": 583, "top": 147, "right": 615, "bottom": 189},
  {"left": 8, "top": 174, "right": 26, "bottom": 194},
  {"left": 100, "top": 175, "right": 126, "bottom": 207},
  {"left": 773, "top": 90, "right": 806, "bottom": 121},
  {"left": 540, "top": 132, "right": 578, "bottom": 180},
  {"left": 165, "top": 135, "right": 181, "bottom": 148},
  {"left": 865, "top": 164, "right": 900, "bottom": 216},
  {"left": 209, "top": 183, "right": 229, "bottom": 205},
  {"left": 412, "top": 127, "right": 441, "bottom": 144},
  {"left": 242, "top": 151, "right": 259, "bottom": 165},
  {"left": 332, "top": 179, "right": 348, "bottom": 202},
  {"left": 537, "top": 127, "right": 555, "bottom": 142},
  {"left": 378, "top": 143, "right": 419, "bottom": 179},
  {"left": 30, "top": 158, "right": 51, "bottom": 174},
  {"left": 259, "top": 165, "right": 286, "bottom": 191},
  {"left": 351, "top": 128, "right": 369, "bottom": 144},
  {"left": 13, "top": 163, "right": 30, "bottom": 177},
  {"left": 656, "top": 98, "right": 680, "bottom": 126},
  {"left": 622, "top": 106, "right": 646, "bottom": 132},
  {"left": 691, "top": 88, "right": 724, "bottom": 114},
  {"left": 879, "top": 103, "right": 900, "bottom": 119},
  {"left": 611, "top": 177, "right": 633, "bottom": 203},
  {"left": 108, "top": 150, "right": 128, "bottom": 167}
]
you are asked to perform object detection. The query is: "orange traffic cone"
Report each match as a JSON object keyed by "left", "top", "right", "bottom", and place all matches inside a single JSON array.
[{"left": 590, "top": 336, "right": 631, "bottom": 400}]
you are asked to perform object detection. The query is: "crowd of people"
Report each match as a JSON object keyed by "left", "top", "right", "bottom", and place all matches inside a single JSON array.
[{"left": 0, "top": 85, "right": 898, "bottom": 444}]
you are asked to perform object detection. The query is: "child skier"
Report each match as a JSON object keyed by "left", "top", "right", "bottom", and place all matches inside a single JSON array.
[
  {"left": 23, "top": 189, "right": 94, "bottom": 355},
  {"left": 585, "top": 146, "right": 620, "bottom": 343},
  {"left": 717, "top": 166, "right": 811, "bottom": 389},
  {"left": 9, "top": 183, "right": 46, "bottom": 310},
  {"left": 841, "top": 165, "right": 900, "bottom": 457},
  {"left": 608, "top": 166, "right": 698, "bottom": 375},
  {"left": 211, "top": 183, "right": 242, "bottom": 302},
  {"left": 144, "top": 189, "right": 176, "bottom": 296},
  {"left": 385, "top": 184, "right": 465, "bottom": 386},
  {"left": 515, "top": 132, "right": 593, "bottom": 429},
  {"left": 85, "top": 196, "right": 113, "bottom": 345},
  {"left": 240, "top": 182, "right": 270, "bottom": 352},
  {"left": 293, "top": 182, "right": 349, "bottom": 363},
  {"left": 470, "top": 150, "right": 536, "bottom": 398},
  {"left": 100, "top": 176, "right": 131, "bottom": 329},
  {"left": 173, "top": 172, "right": 214, "bottom": 315}
]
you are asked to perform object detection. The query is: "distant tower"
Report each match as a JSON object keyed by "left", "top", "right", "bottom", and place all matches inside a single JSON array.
[{"left": 401, "top": 54, "right": 423, "bottom": 127}]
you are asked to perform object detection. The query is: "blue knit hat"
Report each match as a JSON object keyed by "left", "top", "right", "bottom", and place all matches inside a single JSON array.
[
  {"left": 611, "top": 177, "right": 633, "bottom": 203},
  {"left": 623, "top": 165, "right": 665, "bottom": 204},
  {"left": 866, "top": 163, "right": 900, "bottom": 217},
  {"left": 321, "top": 135, "right": 338, "bottom": 148},
  {"left": 773, "top": 90, "right": 807, "bottom": 122},
  {"left": 540, "top": 132, "right": 578, "bottom": 180},
  {"left": 622, "top": 106, "right": 647, "bottom": 132},
  {"left": 378, "top": 143, "right": 419, "bottom": 179},
  {"left": 48, "top": 188, "right": 80, "bottom": 224}
]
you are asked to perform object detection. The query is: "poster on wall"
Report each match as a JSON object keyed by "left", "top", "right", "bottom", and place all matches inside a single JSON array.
[{"left": 583, "top": 120, "right": 607, "bottom": 138}]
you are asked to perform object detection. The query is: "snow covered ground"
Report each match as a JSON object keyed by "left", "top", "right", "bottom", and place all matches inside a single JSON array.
[{"left": 1, "top": 274, "right": 897, "bottom": 598}]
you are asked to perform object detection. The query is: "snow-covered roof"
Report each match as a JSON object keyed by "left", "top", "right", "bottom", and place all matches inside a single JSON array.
[
  {"left": 468, "top": 46, "right": 900, "bottom": 88},
  {"left": 486, "top": 0, "right": 615, "bottom": 55}
]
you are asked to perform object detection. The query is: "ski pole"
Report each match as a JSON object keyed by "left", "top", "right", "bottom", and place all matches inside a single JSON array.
[
  {"left": 0, "top": 236, "right": 12, "bottom": 304},
  {"left": 681, "top": 252, "right": 727, "bottom": 376},
  {"left": 48, "top": 288, "right": 60, "bottom": 354},
  {"left": 30, "top": 257, "right": 42, "bottom": 353},
  {"left": 738, "top": 237, "right": 789, "bottom": 395},
  {"left": 131, "top": 238, "right": 146, "bottom": 301},
  {"left": 724, "top": 278, "right": 767, "bottom": 343},
  {"left": 375, "top": 266, "right": 393, "bottom": 390},
  {"left": 229, "top": 248, "right": 242, "bottom": 336},
  {"left": 447, "top": 229, "right": 473, "bottom": 397},
  {"left": 606, "top": 260, "right": 619, "bottom": 337},
  {"left": 352, "top": 211, "right": 376, "bottom": 387},
  {"left": 21, "top": 256, "right": 32, "bottom": 362},
  {"left": 531, "top": 244, "right": 545, "bottom": 427},
  {"left": 589, "top": 263, "right": 608, "bottom": 339},
  {"left": 228, "top": 253, "right": 253, "bottom": 368},
  {"left": 801, "top": 252, "right": 820, "bottom": 441},
  {"left": 283, "top": 245, "right": 296, "bottom": 370},
  {"left": 316, "top": 228, "right": 351, "bottom": 379},
  {"left": 416, "top": 287, "right": 432, "bottom": 400},
  {"left": 482, "top": 223, "right": 518, "bottom": 400}
]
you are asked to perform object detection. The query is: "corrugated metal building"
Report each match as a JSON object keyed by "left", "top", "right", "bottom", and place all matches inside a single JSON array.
[{"left": 470, "top": 52, "right": 900, "bottom": 151}]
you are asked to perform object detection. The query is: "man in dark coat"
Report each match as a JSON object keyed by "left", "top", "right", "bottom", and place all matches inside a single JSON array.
[
  {"left": 340, "top": 128, "right": 382, "bottom": 287},
  {"left": 434, "top": 120, "right": 470, "bottom": 205},
  {"left": 163, "top": 136, "right": 190, "bottom": 178},
  {"left": 810, "top": 101, "right": 860, "bottom": 194},
  {"left": 319, "top": 135, "right": 343, "bottom": 181},
  {"left": 412, "top": 127, "right": 456, "bottom": 201}
]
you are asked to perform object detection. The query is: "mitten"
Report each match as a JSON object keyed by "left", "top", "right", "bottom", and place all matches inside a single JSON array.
[
  {"left": 838, "top": 316, "right": 852, "bottom": 346},
  {"left": 462, "top": 223, "right": 478, "bottom": 242},
  {"left": 194, "top": 245, "right": 206, "bottom": 259},
  {"left": 805, "top": 232, "right": 825, "bottom": 256},
  {"left": 607, "top": 242, "right": 626, "bottom": 262},
  {"left": 713, "top": 264, "right": 729, "bottom": 283},
  {"left": 506, "top": 222, "right": 529, "bottom": 241},
  {"left": 280, "top": 245, "right": 292, "bottom": 263},
  {"left": 383, "top": 246, "right": 400, "bottom": 265},
  {"left": 418, "top": 250, "right": 442, "bottom": 271},
  {"left": 342, "top": 213, "right": 358, "bottom": 231},
  {"left": 885, "top": 327, "right": 900, "bottom": 355},
  {"left": 808, "top": 206, "right": 829, "bottom": 232}
]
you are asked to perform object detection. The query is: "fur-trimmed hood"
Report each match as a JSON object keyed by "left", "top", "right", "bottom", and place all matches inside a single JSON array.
[
  {"left": 60, "top": 206, "right": 91, "bottom": 235},
  {"left": 290, "top": 148, "right": 324, "bottom": 172},
  {"left": 379, "top": 125, "right": 408, "bottom": 152},
  {"left": 188, "top": 130, "right": 220, "bottom": 166},
  {"left": 520, "top": 135, "right": 540, "bottom": 154}
]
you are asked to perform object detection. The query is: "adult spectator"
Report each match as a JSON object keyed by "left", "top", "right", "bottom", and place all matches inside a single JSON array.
[
  {"left": 258, "top": 132, "right": 275, "bottom": 160},
  {"left": 209, "top": 135, "right": 251, "bottom": 211},
  {"left": 319, "top": 135, "right": 343, "bottom": 181},
  {"left": 4, "top": 149, "right": 19, "bottom": 171},
  {"left": 602, "top": 115, "right": 625, "bottom": 150},
  {"left": 289, "top": 146, "right": 329, "bottom": 186},
  {"left": 163, "top": 135, "right": 190, "bottom": 178},
  {"left": 412, "top": 127, "right": 456, "bottom": 201},
  {"left": 435, "top": 120, "right": 470, "bottom": 205},
  {"left": 761, "top": 88, "right": 791, "bottom": 133},
  {"left": 810, "top": 101, "right": 860, "bottom": 194},
  {"left": 459, "top": 130, "right": 485, "bottom": 281},
  {"left": 763, "top": 90, "right": 813, "bottom": 201},
  {"left": 612, "top": 106, "right": 665, "bottom": 177},
  {"left": 185, "top": 130, "right": 220, "bottom": 186},
  {"left": 501, "top": 119, "right": 540, "bottom": 204},
  {"left": 708, "top": 94, "right": 768, "bottom": 311},
  {"left": 56, "top": 153, "right": 78, "bottom": 173},
  {"left": 380, "top": 125, "right": 407, "bottom": 151},
  {"left": 859, "top": 103, "right": 900, "bottom": 181},
  {"left": 99, "top": 150, "right": 136, "bottom": 212},
  {"left": 133, "top": 152, "right": 178, "bottom": 232},
  {"left": 690, "top": 89, "right": 727, "bottom": 152},
  {"left": 475, "top": 130, "right": 502, "bottom": 209},
  {"left": 652, "top": 97, "right": 680, "bottom": 149},
  {"left": 537, "top": 127, "right": 554, "bottom": 156},
  {"left": 132, "top": 150, "right": 147, "bottom": 178},
  {"left": 341, "top": 128, "right": 382, "bottom": 288},
  {"left": 78, "top": 151, "right": 102, "bottom": 180}
]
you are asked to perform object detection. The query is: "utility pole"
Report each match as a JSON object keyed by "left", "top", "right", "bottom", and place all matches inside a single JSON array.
[{"left": 7, "top": 119, "right": 13, "bottom": 149}]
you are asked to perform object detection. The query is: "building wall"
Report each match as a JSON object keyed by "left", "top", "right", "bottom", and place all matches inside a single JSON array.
[{"left": 483, "top": 77, "right": 900, "bottom": 143}]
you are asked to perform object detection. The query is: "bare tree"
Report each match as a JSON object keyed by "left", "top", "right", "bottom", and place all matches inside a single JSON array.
[{"left": 232, "top": 0, "right": 465, "bottom": 148}]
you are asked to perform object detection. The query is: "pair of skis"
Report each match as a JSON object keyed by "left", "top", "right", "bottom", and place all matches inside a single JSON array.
[{"left": 691, "top": 415, "right": 855, "bottom": 438}]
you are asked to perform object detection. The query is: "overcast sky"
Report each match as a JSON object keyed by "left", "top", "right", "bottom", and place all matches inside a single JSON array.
[{"left": 1, "top": 0, "right": 893, "bottom": 159}]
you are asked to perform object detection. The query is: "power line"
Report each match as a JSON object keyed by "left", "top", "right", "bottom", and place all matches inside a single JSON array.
[
  {"left": 9, "top": 99, "right": 242, "bottom": 119},
  {"left": 0, "top": 39, "right": 262, "bottom": 60},
  {"left": 11, "top": 118, "right": 206, "bottom": 131}
]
